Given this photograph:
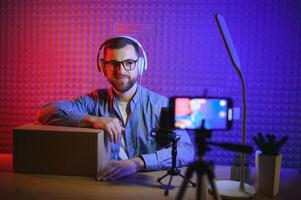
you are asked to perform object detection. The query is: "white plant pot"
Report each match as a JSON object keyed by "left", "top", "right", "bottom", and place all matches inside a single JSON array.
[{"left": 255, "top": 150, "right": 282, "bottom": 196}]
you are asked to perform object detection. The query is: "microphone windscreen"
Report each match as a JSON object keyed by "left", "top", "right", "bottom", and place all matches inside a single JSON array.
[{"left": 158, "top": 107, "right": 170, "bottom": 129}]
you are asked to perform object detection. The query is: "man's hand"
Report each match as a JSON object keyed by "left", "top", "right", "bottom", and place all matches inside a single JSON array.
[
  {"left": 81, "top": 115, "right": 124, "bottom": 144},
  {"left": 96, "top": 157, "right": 145, "bottom": 181}
]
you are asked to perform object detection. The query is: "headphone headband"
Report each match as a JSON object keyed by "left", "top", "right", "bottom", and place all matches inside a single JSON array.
[{"left": 97, "top": 35, "right": 148, "bottom": 76}]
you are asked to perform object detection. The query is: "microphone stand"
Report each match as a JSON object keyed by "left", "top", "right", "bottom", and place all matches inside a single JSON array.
[{"left": 157, "top": 130, "right": 196, "bottom": 196}]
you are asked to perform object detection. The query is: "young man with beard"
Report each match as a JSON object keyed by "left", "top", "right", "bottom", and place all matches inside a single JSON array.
[{"left": 37, "top": 36, "right": 194, "bottom": 181}]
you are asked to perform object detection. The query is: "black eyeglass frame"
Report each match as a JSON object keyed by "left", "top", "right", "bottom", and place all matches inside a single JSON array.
[{"left": 103, "top": 59, "right": 138, "bottom": 71}]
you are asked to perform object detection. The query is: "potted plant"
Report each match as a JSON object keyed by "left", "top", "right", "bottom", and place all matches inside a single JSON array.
[{"left": 253, "top": 132, "right": 288, "bottom": 196}]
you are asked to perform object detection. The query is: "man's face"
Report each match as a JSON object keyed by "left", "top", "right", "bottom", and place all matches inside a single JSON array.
[{"left": 104, "top": 44, "right": 139, "bottom": 93}]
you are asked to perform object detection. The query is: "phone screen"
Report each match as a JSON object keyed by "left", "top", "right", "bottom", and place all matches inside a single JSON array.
[{"left": 170, "top": 97, "right": 233, "bottom": 130}]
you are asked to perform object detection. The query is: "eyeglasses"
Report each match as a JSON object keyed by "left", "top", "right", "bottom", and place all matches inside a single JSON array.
[{"left": 104, "top": 59, "right": 138, "bottom": 71}]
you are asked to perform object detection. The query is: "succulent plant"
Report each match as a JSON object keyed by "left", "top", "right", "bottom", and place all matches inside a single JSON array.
[{"left": 253, "top": 132, "right": 288, "bottom": 156}]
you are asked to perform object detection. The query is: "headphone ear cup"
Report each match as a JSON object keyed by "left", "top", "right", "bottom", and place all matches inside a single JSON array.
[
  {"left": 97, "top": 60, "right": 102, "bottom": 73},
  {"left": 137, "top": 57, "right": 145, "bottom": 76},
  {"left": 99, "top": 59, "right": 107, "bottom": 77}
]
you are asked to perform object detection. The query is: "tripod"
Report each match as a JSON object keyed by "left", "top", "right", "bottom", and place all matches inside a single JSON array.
[
  {"left": 157, "top": 131, "right": 196, "bottom": 196},
  {"left": 176, "top": 128, "right": 222, "bottom": 200},
  {"left": 176, "top": 124, "right": 253, "bottom": 200}
]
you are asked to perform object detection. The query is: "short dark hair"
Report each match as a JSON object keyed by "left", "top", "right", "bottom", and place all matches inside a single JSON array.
[{"left": 103, "top": 37, "right": 140, "bottom": 57}]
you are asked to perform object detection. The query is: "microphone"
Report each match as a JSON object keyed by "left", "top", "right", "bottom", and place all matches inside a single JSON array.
[{"left": 151, "top": 107, "right": 175, "bottom": 147}]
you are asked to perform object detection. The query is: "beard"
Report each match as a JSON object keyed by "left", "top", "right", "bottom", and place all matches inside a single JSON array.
[{"left": 108, "top": 74, "right": 139, "bottom": 93}]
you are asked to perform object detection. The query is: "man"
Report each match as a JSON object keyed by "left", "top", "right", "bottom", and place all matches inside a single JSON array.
[{"left": 37, "top": 36, "right": 194, "bottom": 181}]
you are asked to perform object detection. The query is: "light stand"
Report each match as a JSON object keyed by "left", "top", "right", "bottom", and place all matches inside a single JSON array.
[
  {"left": 214, "top": 14, "right": 256, "bottom": 198},
  {"left": 157, "top": 130, "right": 196, "bottom": 196}
]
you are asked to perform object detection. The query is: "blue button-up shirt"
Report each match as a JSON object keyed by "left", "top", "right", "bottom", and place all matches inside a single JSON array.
[{"left": 39, "top": 85, "right": 194, "bottom": 171}]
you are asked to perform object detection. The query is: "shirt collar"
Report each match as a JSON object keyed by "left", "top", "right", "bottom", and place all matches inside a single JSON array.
[
  {"left": 131, "top": 85, "right": 141, "bottom": 105},
  {"left": 107, "top": 85, "right": 141, "bottom": 106}
]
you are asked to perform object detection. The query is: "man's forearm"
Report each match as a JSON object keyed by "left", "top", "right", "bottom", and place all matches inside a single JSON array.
[
  {"left": 80, "top": 115, "right": 125, "bottom": 144},
  {"left": 133, "top": 156, "right": 145, "bottom": 171},
  {"left": 37, "top": 104, "right": 56, "bottom": 124},
  {"left": 80, "top": 115, "right": 97, "bottom": 128}
]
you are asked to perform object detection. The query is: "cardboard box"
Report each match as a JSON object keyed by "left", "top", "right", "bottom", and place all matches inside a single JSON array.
[{"left": 13, "top": 123, "right": 110, "bottom": 177}]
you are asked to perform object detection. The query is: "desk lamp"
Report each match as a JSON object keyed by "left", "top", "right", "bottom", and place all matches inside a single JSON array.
[{"left": 214, "top": 14, "right": 256, "bottom": 199}]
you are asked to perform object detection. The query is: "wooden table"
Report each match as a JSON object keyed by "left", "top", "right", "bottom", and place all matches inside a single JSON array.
[{"left": 0, "top": 166, "right": 300, "bottom": 200}]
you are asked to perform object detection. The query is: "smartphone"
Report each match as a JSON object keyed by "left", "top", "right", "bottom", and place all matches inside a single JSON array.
[{"left": 169, "top": 97, "right": 233, "bottom": 130}]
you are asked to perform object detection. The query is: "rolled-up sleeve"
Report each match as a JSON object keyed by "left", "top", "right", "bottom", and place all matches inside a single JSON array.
[{"left": 37, "top": 94, "right": 97, "bottom": 127}]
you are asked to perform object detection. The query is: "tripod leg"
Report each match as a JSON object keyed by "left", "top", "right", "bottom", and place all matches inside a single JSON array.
[
  {"left": 196, "top": 172, "right": 208, "bottom": 200},
  {"left": 196, "top": 173, "right": 202, "bottom": 200},
  {"left": 157, "top": 172, "right": 169, "bottom": 183},
  {"left": 179, "top": 173, "right": 196, "bottom": 187},
  {"left": 207, "top": 177, "right": 221, "bottom": 200},
  {"left": 176, "top": 165, "right": 194, "bottom": 200},
  {"left": 206, "top": 166, "right": 222, "bottom": 200},
  {"left": 164, "top": 174, "right": 174, "bottom": 196}
]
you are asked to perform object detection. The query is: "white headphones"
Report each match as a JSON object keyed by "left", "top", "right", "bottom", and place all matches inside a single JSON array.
[{"left": 97, "top": 35, "right": 148, "bottom": 76}]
